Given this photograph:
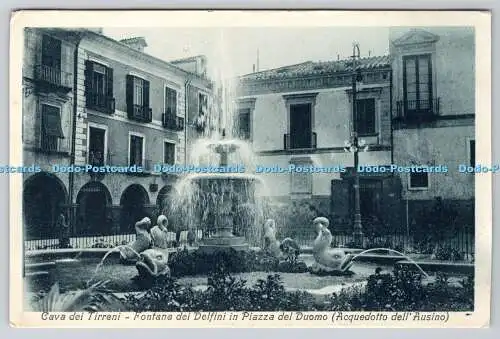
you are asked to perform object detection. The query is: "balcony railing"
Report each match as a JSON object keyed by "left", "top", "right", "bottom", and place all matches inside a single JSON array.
[
  {"left": 128, "top": 105, "right": 152, "bottom": 123},
  {"left": 396, "top": 98, "right": 440, "bottom": 122},
  {"left": 126, "top": 158, "right": 153, "bottom": 176},
  {"left": 88, "top": 150, "right": 105, "bottom": 166},
  {"left": 284, "top": 132, "right": 317, "bottom": 150},
  {"left": 86, "top": 92, "right": 115, "bottom": 114},
  {"left": 40, "top": 135, "right": 59, "bottom": 152},
  {"left": 162, "top": 113, "right": 185, "bottom": 131},
  {"left": 34, "top": 64, "right": 72, "bottom": 90}
]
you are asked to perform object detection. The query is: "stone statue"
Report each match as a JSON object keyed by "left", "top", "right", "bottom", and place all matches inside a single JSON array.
[
  {"left": 57, "top": 213, "right": 70, "bottom": 249},
  {"left": 135, "top": 248, "right": 170, "bottom": 279},
  {"left": 311, "top": 217, "right": 354, "bottom": 273},
  {"left": 119, "top": 217, "right": 152, "bottom": 263},
  {"left": 150, "top": 215, "right": 170, "bottom": 249},
  {"left": 263, "top": 219, "right": 301, "bottom": 262}
]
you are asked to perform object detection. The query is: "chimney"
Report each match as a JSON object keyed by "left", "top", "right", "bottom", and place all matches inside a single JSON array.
[{"left": 119, "top": 37, "right": 148, "bottom": 53}]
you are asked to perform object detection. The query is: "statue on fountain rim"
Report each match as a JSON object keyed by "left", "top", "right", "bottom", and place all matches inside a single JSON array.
[
  {"left": 150, "top": 215, "right": 173, "bottom": 249},
  {"left": 119, "top": 217, "right": 152, "bottom": 263},
  {"left": 311, "top": 216, "right": 355, "bottom": 275},
  {"left": 118, "top": 216, "right": 172, "bottom": 283},
  {"left": 263, "top": 219, "right": 301, "bottom": 263}
]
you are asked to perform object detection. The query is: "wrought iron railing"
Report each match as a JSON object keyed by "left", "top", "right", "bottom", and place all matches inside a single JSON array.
[
  {"left": 284, "top": 132, "right": 317, "bottom": 150},
  {"left": 128, "top": 104, "right": 152, "bottom": 123},
  {"left": 88, "top": 150, "right": 105, "bottom": 166},
  {"left": 40, "top": 135, "right": 58, "bottom": 152},
  {"left": 34, "top": 64, "right": 72, "bottom": 89},
  {"left": 162, "top": 113, "right": 185, "bottom": 131},
  {"left": 396, "top": 98, "right": 440, "bottom": 121},
  {"left": 86, "top": 92, "right": 115, "bottom": 114}
]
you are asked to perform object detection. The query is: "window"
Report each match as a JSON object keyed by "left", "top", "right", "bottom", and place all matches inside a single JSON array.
[
  {"left": 356, "top": 98, "right": 376, "bottom": 135},
  {"left": 469, "top": 139, "right": 475, "bottom": 167},
  {"left": 88, "top": 126, "right": 106, "bottom": 166},
  {"left": 238, "top": 108, "right": 251, "bottom": 140},
  {"left": 126, "top": 75, "right": 151, "bottom": 122},
  {"left": 290, "top": 103, "right": 313, "bottom": 149},
  {"left": 164, "top": 141, "right": 176, "bottom": 165},
  {"left": 165, "top": 87, "right": 177, "bottom": 117},
  {"left": 403, "top": 54, "right": 432, "bottom": 115},
  {"left": 199, "top": 92, "right": 208, "bottom": 115},
  {"left": 129, "top": 134, "right": 144, "bottom": 167},
  {"left": 85, "top": 61, "right": 114, "bottom": 113},
  {"left": 284, "top": 93, "right": 317, "bottom": 150},
  {"left": 40, "top": 104, "right": 64, "bottom": 152},
  {"left": 409, "top": 172, "right": 429, "bottom": 189},
  {"left": 41, "top": 35, "right": 61, "bottom": 69},
  {"left": 134, "top": 78, "right": 144, "bottom": 106}
]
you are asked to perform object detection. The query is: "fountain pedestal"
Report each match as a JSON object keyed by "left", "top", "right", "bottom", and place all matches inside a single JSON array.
[
  {"left": 197, "top": 188, "right": 249, "bottom": 254},
  {"left": 195, "top": 139, "right": 251, "bottom": 254}
]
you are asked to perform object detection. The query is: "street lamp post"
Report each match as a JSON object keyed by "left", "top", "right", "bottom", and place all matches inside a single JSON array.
[{"left": 350, "top": 42, "right": 363, "bottom": 247}]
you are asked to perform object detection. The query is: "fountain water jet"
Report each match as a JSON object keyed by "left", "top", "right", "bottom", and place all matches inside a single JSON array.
[{"left": 171, "top": 129, "right": 268, "bottom": 254}]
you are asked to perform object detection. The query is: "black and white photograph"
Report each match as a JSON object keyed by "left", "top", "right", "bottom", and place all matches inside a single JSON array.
[{"left": 9, "top": 10, "right": 491, "bottom": 327}]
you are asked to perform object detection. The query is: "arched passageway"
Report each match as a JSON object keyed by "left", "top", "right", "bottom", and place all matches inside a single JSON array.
[
  {"left": 23, "top": 172, "right": 68, "bottom": 239},
  {"left": 76, "top": 181, "right": 112, "bottom": 235},
  {"left": 120, "top": 184, "right": 150, "bottom": 233}
]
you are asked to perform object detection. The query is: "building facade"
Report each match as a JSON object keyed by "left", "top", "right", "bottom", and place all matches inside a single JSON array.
[
  {"left": 236, "top": 57, "right": 401, "bottom": 233},
  {"left": 22, "top": 28, "right": 80, "bottom": 241},
  {"left": 390, "top": 27, "right": 475, "bottom": 234},
  {"left": 22, "top": 28, "right": 214, "bottom": 243}
]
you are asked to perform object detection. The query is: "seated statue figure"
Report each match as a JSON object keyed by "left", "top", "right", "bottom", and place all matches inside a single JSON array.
[
  {"left": 135, "top": 248, "right": 170, "bottom": 280},
  {"left": 119, "top": 217, "right": 152, "bottom": 263},
  {"left": 263, "top": 219, "right": 301, "bottom": 262},
  {"left": 150, "top": 215, "right": 171, "bottom": 249},
  {"left": 311, "top": 217, "right": 354, "bottom": 273}
]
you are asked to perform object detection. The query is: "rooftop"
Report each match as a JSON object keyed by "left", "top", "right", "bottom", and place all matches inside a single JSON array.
[{"left": 239, "top": 55, "right": 391, "bottom": 81}]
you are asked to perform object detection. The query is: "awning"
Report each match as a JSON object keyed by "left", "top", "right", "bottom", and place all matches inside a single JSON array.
[{"left": 42, "top": 106, "right": 64, "bottom": 138}]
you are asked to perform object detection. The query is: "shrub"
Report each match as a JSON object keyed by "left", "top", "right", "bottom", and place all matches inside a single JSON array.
[
  {"left": 168, "top": 247, "right": 309, "bottom": 276},
  {"left": 432, "top": 246, "right": 464, "bottom": 261},
  {"left": 121, "top": 266, "right": 473, "bottom": 312},
  {"left": 124, "top": 275, "right": 204, "bottom": 312},
  {"left": 324, "top": 268, "right": 474, "bottom": 312}
]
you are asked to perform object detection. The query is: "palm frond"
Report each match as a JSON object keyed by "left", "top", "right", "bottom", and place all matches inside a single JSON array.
[{"left": 35, "top": 281, "right": 126, "bottom": 312}]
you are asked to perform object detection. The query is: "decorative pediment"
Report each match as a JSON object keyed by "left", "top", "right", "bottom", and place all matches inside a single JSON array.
[
  {"left": 392, "top": 29, "right": 440, "bottom": 46},
  {"left": 237, "top": 97, "right": 256, "bottom": 110}
]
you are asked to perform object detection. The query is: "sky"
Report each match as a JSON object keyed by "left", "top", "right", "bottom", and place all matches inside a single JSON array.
[{"left": 103, "top": 27, "right": 390, "bottom": 78}]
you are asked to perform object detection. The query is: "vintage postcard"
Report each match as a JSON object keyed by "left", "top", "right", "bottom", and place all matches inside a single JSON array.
[{"left": 9, "top": 10, "right": 491, "bottom": 328}]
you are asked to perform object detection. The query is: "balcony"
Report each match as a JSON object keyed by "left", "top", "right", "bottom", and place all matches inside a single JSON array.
[
  {"left": 126, "top": 159, "right": 153, "bottom": 176},
  {"left": 396, "top": 98, "right": 440, "bottom": 122},
  {"left": 128, "top": 105, "right": 152, "bottom": 123},
  {"left": 284, "top": 132, "right": 317, "bottom": 150},
  {"left": 162, "top": 113, "right": 185, "bottom": 131},
  {"left": 34, "top": 64, "right": 72, "bottom": 92},
  {"left": 88, "top": 150, "right": 105, "bottom": 166},
  {"left": 86, "top": 92, "right": 115, "bottom": 114}
]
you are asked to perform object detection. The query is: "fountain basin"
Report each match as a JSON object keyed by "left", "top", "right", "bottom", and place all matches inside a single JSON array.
[{"left": 198, "top": 236, "right": 249, "bottom": 254}]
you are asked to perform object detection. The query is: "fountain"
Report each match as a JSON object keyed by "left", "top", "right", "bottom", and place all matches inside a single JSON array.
[{"left": 171, "top": 129, "right": 267, "bottom": 254}]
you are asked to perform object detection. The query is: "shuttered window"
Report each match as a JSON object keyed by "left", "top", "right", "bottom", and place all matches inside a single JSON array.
[
  {"left": 356, "top": 98, "right": 376, "bottom": 135},
  {"left": 84, "top": 60, "right": 114, "bottom": 113},
  {"left": 41, "top": 104, "right": 64, "bottom": 151}
]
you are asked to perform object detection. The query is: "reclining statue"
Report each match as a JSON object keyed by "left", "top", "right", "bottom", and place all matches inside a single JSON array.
[
  {"left": 119, "top": 217, "right": 152, "bottom": 263},
  {"left": 263, "top": 219, "right": 301, "bottom": 262},
  {"left": 311, "top": 217, "right": 354, "bottom": 273}
]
